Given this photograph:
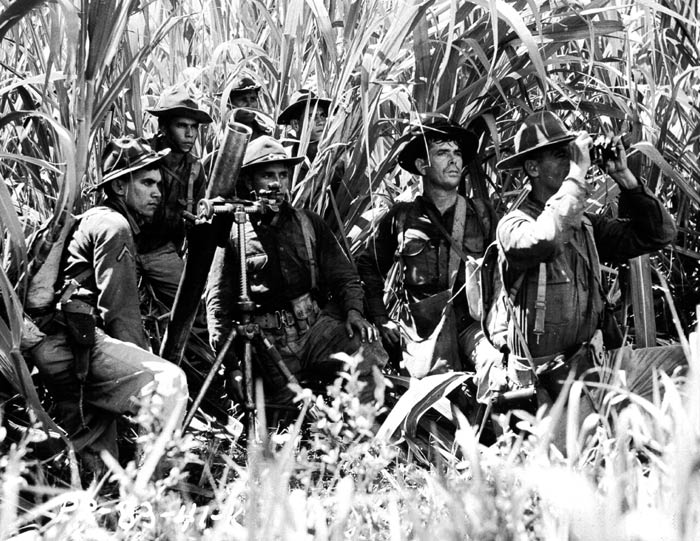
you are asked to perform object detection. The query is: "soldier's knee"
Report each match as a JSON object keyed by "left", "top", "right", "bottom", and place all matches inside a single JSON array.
[
  {"left": 152, "top": 361, "right": 188, "bottom": 402},
  {"left": 356, "top": 341, "right": 389, "bottom": 375}
]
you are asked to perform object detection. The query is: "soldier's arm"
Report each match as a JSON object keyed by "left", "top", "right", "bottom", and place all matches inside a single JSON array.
[
  {"left": 308, "top": 211, "right": 365, "bottom": 316},
  {"left": 592, "top": 184, "right": 676, "bottom": 262},
  {"left": 497, "top": 176, "right": 591, "bottom": 271},
  {"left": 355, "top": 207, "right": 402, "bottom": 321},
  {"left": 205, "top": 240, "right": 238, "bottom": 353},
  {"left": 90, "top": 213, "right": 149, "bottom": 349}
]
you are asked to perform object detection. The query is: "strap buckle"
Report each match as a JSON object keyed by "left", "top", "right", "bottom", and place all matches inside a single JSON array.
[{"left": 275, "top": 310, "right": 295, "bottom": 329}]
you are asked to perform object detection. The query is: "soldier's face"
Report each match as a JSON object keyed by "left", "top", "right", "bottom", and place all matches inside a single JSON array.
[
  {"left": 525, "top": 143, "right": 571, "bottom": 195},
  {"left": 166, "top": 116, "right": 199, "bottom": 153},
  {"left": 250, "top": 163, "right": 291, "bottom": 195},
  {"left": 230, "top": 90, "right": 260, "bottom": 109},
  {"left": 291, "top": 107, "right": 328, "bottom": 142},
  {"left": 417, "top": 140, "right": 464, "bottom": 190},
  {"left": 309, "top": 108, "right": 328, "bottom": 141},
  {"left": 122, "top": 168, "right": 162, "bottom": 218}
]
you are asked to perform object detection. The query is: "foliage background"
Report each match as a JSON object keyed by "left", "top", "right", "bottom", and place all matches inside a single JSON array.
[{"left": 1, "top": 0, "right": 699, "bottom": 539}]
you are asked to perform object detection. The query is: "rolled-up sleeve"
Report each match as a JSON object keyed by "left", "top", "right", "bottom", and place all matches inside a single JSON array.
[{"left": 498, "top": 178, "right": 590, "bottom": 271}]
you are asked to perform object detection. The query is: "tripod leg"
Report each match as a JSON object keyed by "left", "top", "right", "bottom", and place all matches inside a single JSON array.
[
  {"left": 181, "top": 326, "right": 236, "bottom": 432},
  {"left": 243, "top": 338, "right": 256, "bottom": 436},
  {"left": 254, "top": 331, "right": 302, "bottom": 390}
]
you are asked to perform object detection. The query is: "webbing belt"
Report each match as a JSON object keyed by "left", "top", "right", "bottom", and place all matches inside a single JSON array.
[
  {"left": 57, "top": 267, "right": 93, "bottom": 305},
  {"left": 297, "top": 211, "right": 318, "bottom": 291}
]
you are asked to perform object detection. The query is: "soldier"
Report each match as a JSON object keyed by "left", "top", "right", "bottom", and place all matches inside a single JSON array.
[
  {"left": 487, "top": 111, "right": 684, "bottom": 438},
  {"left": 30, "top": 137, "right": 188, "bottom": 473},
  {"left": 277, "top": 88, "right": 331, "bottom": 164},
  {"left": 357, "top": 115, "right": 499, "bottom": 378},
  {"left": 226, "top": 75, "right": 274, "bottom": 140},
  {"left": 205, "top": 136, "right": 387, "bottom": 406},
  {"left": 278, "top": 88, "right": 349, "bottom": 222},
  {"left": 141, "top": 85, "right": 213, "bottom": 305}
]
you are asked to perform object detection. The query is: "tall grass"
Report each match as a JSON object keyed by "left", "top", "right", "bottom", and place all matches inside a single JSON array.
[
  {"left": 0, "top": 353, "right": 697, "bottom": 540},
  {"left": 1, "top": 0, "right": 699, "bottom": 538}
]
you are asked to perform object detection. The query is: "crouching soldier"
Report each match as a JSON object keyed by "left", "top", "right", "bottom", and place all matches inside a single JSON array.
[
  {"left": 205, "top": 136, "right": 387, "bottom": 408},
  {"left": 357, "top": 115, "right": 499, "bottom": 379},
  {"left": 30, "top": 138, "right": 188, "bottom": 474}
]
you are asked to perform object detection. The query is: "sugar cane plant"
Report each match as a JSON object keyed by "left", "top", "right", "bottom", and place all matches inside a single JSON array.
[{"left": 1, "top": 0, "right": 699, "bottom": 539}]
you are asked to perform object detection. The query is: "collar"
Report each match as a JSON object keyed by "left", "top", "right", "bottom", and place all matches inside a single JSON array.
[
  {"left": 152, "top": 133, "right": 197, "bottom": 164},
  {"left": 416, "top": 194, "right": 466, "bottom": 218},
  {"left": 521, "top": 194, "right": 546, "bottom": 216},
  {"left": 105, "top": 197, "right": 142, "bottom": 235}
]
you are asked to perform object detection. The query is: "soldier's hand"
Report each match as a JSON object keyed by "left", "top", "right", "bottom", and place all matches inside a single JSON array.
[
  {"left": 605, "top": 135, "right": 639, "bottom": 190},
  {"left": 568, "top": 131, "right": 593, "bottom": 181},
  {"left": 345, "top": 309, "right": 379, "bottom": 343},
  {"left": 374, "top": 315, "right": 401, "bottom": 347}
]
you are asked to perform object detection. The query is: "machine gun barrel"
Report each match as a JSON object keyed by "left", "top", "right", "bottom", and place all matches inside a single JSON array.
[{"left": 160, "top": 122, "right": 251, "bottom": 365}]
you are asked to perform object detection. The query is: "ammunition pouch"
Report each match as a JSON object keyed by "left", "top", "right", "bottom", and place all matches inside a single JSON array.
[
  {"left": 407, "top": 289, "right": 452, "bottom": 339},
  {"left": 508, "top": 331, "right": 605, "bottom": 403},
  {"left": 254, "top": 309, "right": 296, "bottom": 331},
  {"left": 60, "top": 299, "right": 96, "bottom": 383},
  {"left": 289, "top": 292, "right": 320, "bottom": 334},
  {"left": 255, "top": 293, "right": 320, "bottom": 335}
]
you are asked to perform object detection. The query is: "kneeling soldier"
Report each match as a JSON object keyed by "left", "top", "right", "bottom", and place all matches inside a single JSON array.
[
  {"left": 31, "top": 138, "right": 188, "bottom": 474},
  {"left": 205, "top": 136, "right": 387, "bottom": 407}
]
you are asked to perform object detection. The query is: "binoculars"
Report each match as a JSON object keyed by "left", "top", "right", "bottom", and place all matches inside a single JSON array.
[{"left": 589, "top": 134, "right": 629, "bottom": 166}]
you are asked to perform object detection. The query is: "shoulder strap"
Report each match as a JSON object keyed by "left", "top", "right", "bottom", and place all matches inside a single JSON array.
[
  {"left": 423, "top": 198, "right": 469, "bottom": 264},
  {"left": 507, "top": 208, "right": 547, "bottom": 345},
  {"left": 448, "top": 195, "right": 467, "bottom": 289},
  {"left": 186, "top": 161, "right": 201, "bottom": 214},
  {"left": 296, "top": 209, "right": 318, "bottom": 291},
  {"left": 394, "top": 205, "right": 409, "bottom": 256},
  {"left": 533, "top": 262, "right": 547, "bottom": 343},
  {"left": 571, "top": 216, "right": 606, "bottom": 296},
  {"left": 57, "top": 267, "right": 94, "bottom": 305}
]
